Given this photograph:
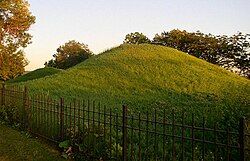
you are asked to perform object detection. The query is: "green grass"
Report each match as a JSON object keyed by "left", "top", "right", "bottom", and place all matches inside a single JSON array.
[
  {"left": 15, "top": 44, "right": 249, "bottom": 122},
  {"left": 0, "top": 123, "right": 65, "bottom": 161},
  {"left": 8, "top": 67, "right": 62, "bottom": 83}
]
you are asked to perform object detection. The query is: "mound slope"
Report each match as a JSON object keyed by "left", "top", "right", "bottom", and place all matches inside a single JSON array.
[
  {"left": 22, "top": 44, "right": 249, "bottom": 118},
  {"left": 8, "top": 67, "right": 62, "bottom": 83}
]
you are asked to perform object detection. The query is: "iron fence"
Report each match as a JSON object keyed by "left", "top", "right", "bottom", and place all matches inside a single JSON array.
[{"left": 0, "top": 84, "right": 249, "bottom": 161}]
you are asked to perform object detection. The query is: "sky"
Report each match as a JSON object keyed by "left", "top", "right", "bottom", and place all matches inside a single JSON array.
[{"left": 25, "top": 0, "right": 250, "bottom": 70}]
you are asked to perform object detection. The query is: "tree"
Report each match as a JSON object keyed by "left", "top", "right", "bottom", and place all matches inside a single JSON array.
[
  {"left": 0, "top": 0, "right": 35, "bottom": 81},
  {"left": 153, "top": 30, "right": 250, "bottom": 78},
  {"left": 0, "top": 48, "right": 28, "bottom": 80},
  {"left": 44, "top": 59, "right": 56, "bottom": 68},
  {"left": 218, "top": 33, "right": 250, "bottom": 77},
  {"left": 153, "top": 30, "right": 223, "bottom": 64},
  {"left": 123, "top": 32, "right": 151, "bottom": 44},
  {"left": 45, "top": 40, "right": 93, "bottom": 69}
]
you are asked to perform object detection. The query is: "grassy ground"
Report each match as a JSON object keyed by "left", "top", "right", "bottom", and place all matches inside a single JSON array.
[
  {"left": 8, "top": 67, "right": 62, "bottom": 83},
  {"left": 0, "top": 123, "right": 65, "bottom": 161}
]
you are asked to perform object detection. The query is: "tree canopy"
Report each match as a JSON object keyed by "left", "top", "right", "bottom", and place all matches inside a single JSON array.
[
  {"left": 45, "top": 40, "right": 93, "bottom": 69},
  {"left": 152, "top": 29, "right": 250, "bottom": 78},
  {"left": 153, "top": 30, "right": 225, "bottom": 64},
  {"left": 221, "top": 33, "right": 250, "bottom": 77},
  {"left": 123, "top": 32, "right": 151, "bottom": 44},
  {"left": 0, "top": 0, "right": 35, "bottom": 81}
]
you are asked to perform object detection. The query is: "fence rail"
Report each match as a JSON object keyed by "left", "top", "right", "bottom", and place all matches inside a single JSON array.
[{"left": 0, "top": 84, "right": 249, "bottom": 161}]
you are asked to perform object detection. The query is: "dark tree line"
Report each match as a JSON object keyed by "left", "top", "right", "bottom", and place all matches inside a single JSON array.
[{"left": 124, "top": 30, "right": 250, "bottom": 78}]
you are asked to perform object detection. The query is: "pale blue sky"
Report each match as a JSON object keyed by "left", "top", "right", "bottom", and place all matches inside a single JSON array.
[{"left": 25, "top": 0, "right": 250, "bottom": 70}]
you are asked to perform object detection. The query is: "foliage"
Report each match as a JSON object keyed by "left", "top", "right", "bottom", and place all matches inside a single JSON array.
[
  {"left": 0, "top": 85, "right": 22, "bottom": 124},
  {"left": 219, "top": 33, "right": 250, "bottom": 77},
  {"left": 59, "top": 125, "right": 120, "bottom": 160},
  {"left": 123, "top": 32, "right": 151, "bottom": 44},
  {"left": 8, "top": 67, "right": 62, "bottom": 83},
  {"left": 0, "top": 0, "right": 35, "bottom": 81},
  {"left": 0, "top": 105, "right": 20, "bottom": 124},
  {"left": 0, "top": 48, "right": 28, "bottom": 81},
  {"left": 153, "top": 30, "right": 221, "bottom": 63},
  {"left": 45, "top": 40, "right": 93, "bottom": 69},
  {"left": 152, "top": 29, "right": 250, "bottom": 78}
]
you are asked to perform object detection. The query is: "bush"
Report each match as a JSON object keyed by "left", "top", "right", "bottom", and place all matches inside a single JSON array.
[{"left": 59, "top": 124, "right": 122, "bottom": 160}]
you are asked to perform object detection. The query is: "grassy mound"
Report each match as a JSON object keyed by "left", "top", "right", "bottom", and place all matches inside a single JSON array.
[
  {"left": 8, "top": 67, "right": 62, "bottom": 83},
  {"left": 21, "top": 44, "right": 249, "bottom": 120}
]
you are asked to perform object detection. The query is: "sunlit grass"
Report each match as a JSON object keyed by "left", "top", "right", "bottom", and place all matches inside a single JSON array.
[{"left": 12, "top": 44, "right": 249, "bottom": 126}]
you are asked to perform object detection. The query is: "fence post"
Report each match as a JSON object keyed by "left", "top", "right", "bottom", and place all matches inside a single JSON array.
[
  {"left": 239, "top": 117, "right": 245, "bottom": 161},
  {"left": 23, "top": 86, "right": 29, "bottom": 129},
  {"left": 1, "top": 83, "right": 5, "bottom": 106},
  {"left": 122, "top": 105, "right": 128, "bottom": 161},
  {"left": 60, "top": 98, "right": 64, "bottom": 140}
]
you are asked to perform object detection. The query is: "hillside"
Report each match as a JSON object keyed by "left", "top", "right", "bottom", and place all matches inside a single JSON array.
[
  {"left": 8, "top": 67, "right": 62, "bottom": 83},
  {"left": 20, "top": 44, "right": 249, "bottom": 120}
]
